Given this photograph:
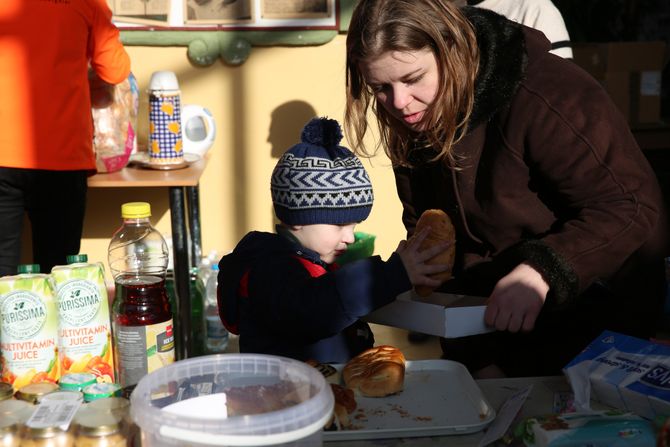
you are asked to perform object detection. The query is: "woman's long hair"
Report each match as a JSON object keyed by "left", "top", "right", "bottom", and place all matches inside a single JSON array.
[{"left": 345, "top": 0, "right": 479, "bottom": 167}]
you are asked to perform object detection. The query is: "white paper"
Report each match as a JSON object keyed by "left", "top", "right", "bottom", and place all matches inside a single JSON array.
[
  {"left": 162, "top": 392, "right": 229, "bottom": 419},
  {"left": 26, "top": 399, "right": 82, "bottom": 430},
  {"left": 478, "top": 384, "right": 533, "bottom": 447}
]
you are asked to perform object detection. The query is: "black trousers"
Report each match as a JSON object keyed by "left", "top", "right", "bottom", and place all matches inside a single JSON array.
[{"left": 0, "top": 167, "right": 88, "bottom": 276}]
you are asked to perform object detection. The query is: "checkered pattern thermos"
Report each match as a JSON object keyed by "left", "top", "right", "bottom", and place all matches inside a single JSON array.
[{"left": 147, "top": 71, "right": 184, "bottom": 165}]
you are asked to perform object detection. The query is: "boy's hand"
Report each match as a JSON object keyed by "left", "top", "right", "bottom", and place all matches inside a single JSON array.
[{"left": 395, "top": 227, "right": 452, "bottom": 289}]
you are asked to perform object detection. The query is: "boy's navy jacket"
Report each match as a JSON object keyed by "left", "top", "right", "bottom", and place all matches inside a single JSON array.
[{"left": 217, "top": 230, "right": 411, "bottom": 363}]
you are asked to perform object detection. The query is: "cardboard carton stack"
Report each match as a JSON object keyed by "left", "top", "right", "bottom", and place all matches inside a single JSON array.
[{"left": 573, "top": 41, "right": 666, "bottom": 126}]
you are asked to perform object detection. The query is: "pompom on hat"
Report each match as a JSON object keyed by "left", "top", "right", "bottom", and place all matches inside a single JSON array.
[{"left": 271, "top": 117, "right": 374, "bottom": 225}]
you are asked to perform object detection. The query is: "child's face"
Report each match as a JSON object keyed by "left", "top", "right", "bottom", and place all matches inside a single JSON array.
[{"left": 291, "top": 223, "right": 357, "bottom": 264}]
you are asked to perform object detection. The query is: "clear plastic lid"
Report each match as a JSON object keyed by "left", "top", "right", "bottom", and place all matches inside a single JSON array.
[{"left": 130, "top": 354, "right": 333, "bottom": 446}]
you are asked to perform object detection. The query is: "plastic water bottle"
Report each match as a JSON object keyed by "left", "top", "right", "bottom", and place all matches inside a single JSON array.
[
  {"left": 107, "top": 202, "right": 174, "bottom": 388},
  {"left": 204, "top": 263, "right": 228, "bottom": 353}
]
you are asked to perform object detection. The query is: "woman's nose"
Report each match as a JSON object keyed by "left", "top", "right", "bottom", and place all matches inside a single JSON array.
[{"left": 392, "top": 85, "right": 411, "bottom": 110}]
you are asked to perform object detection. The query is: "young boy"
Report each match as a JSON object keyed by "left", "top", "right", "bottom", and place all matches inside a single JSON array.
[{"left": 217, "top": 117, "right": 449, "bottom": 363}]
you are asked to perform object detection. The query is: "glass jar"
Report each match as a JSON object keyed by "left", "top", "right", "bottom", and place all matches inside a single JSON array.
[
  {"left": 0, "top": 383, "right": 13, "bottom": 401},
  {"left": 86, "top": 397, "right": 137, "bottom": 444},
  {"left": 0, "top": 421, "right": 20, "bottom": 447},
  {"left": 73, "top": 410, "right": 127, "bottom": 447},
  {"left": 15, "top": 382, "right": 59, "bottom": 405},
  {"left": 20, "top": 425, "right": 74, "bottom": 447},
  {"left": 0, "top": 399, "right": 35, "bottom": 426},
  {"left": 86, "top": 397, "right": 129, "bottom": 421}
]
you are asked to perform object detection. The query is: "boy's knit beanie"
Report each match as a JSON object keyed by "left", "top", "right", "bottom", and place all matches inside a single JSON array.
[{"left": 271, "top": 117, "right": 374, "bottom": 225}]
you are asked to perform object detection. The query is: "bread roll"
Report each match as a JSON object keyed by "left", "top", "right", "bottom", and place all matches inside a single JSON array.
[
  {"left": 343, "top": 345, "right": 405, "bottom": 397},
  {"left": 413, "top": 209, "right": 456, "bottom": 297},
  {"left": 326, "top": 383, "right": 357, "bottom": 430}
]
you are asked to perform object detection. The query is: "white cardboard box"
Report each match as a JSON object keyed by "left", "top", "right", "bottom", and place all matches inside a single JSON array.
[{"left": 364, "top": 291, "right": 493, "bottom": 338}]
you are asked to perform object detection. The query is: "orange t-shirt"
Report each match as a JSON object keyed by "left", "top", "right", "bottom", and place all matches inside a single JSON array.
[{"left": 0, "top": 0, "right": 130, "bottom": 171}]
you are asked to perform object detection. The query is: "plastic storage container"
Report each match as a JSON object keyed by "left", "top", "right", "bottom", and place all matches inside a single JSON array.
[
  {"left": 335, "top": 232, "right": 376, "bottom": 265},
  {"left": 130, "top": 354, "right": 334, "bottom": 446}
]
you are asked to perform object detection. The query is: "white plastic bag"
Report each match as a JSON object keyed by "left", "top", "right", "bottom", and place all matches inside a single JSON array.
[{"left": 92, "top": 73, "right": 139, "bottom": 173}]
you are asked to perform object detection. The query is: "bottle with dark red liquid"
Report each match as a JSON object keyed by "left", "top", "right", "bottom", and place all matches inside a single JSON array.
[{"left": 108, "top": 202, "right": 174, "bottom": 389}]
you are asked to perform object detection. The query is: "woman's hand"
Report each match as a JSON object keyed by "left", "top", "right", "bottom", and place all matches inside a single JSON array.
[
  {"left": 395, "top": 227, "right": 452, "bottom": 289},
  {"left": 88, "top": 68, "right": 115, "bottom": 108},
  {"left": 485, "top": 263, "right": 549, "bottom": 333}
]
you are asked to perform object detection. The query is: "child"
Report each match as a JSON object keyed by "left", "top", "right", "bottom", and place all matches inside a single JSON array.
[{"left": 217, "top": 117, "right": 449, "bottom": 363}]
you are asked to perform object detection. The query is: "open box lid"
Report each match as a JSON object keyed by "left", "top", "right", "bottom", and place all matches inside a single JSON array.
[{"left": 364, "top": 291, "right": 493, "bottom": 338}]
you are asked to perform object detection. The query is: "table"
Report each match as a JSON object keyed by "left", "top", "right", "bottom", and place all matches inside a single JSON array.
[
  {"left": 88, "top": 155, "right": 208, "bottom": 360},
  {"left": 324, "top": 376, "right": 574, "bottom": 447}
]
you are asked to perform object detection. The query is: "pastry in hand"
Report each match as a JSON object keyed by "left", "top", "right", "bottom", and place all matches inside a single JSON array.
[
  {"left": 413, "top": 209, "right": 455, "bottom": 297},
  {"left": 343, "top": 345, "right": 405, "bottom": 397}
]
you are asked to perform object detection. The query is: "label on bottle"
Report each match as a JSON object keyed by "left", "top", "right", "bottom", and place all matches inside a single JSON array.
[{"left": 113, "top": 319, "right": 174, "bottom": 387}]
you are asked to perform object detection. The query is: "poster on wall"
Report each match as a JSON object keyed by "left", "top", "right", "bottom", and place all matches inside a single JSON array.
[
  {"left": 261, "top": 0, "right": 330, "bottom": 19},
  {"left": 111, "top": 0, "right": 337, "bottom": 28},
  {"left": 184, "top": 0, "right": 254, "bottom": 24},
  {"left": 107, "top": 0, "right": 171, "bottom": 26}
]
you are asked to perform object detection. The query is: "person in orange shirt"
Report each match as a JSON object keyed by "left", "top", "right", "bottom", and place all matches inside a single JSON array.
[{"left": 0, "top": 0, "right": 130, "bottom": 276}]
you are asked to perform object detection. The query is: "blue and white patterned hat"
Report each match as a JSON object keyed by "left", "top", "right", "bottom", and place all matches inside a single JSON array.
[{"left": 271, "top": 117, "right": 374, "bottom": 225}]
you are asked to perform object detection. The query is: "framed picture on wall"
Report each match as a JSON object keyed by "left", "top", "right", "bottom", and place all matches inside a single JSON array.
[
  {"left": 184, "top": 0, "right": 254, "bottom": 24},
  {"left": 107, "top": 0, "right": 171, "bottom": 26},
  {"left": 261, "top": 0, "right": 331, "bottom": 19},
  {"left": 112, "top": 0, "right": 340, "bottom": 30}
]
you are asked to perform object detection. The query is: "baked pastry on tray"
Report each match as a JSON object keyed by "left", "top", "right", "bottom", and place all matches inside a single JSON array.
[{"left": 343, "top": 345, "right": 406, "bottom": 397}]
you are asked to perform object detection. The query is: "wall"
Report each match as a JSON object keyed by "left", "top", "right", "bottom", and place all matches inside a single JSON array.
[{"left": 78, "top": 36, "right": 406, "bottom": 272}]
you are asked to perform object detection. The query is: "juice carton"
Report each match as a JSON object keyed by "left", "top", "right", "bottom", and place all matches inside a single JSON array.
[
  {"left": 0, "top": 265, "right": 60, "bottom": 390},
  {"left": 51, "top": 255, "right": 115, "bottom": 383}
]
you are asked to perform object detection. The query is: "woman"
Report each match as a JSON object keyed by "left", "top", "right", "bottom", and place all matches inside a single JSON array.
[{"left": 345, "top": 0, "right": 668, "bottom": 377}]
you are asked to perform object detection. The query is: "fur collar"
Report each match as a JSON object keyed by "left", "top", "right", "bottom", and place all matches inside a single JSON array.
[{"left": 463, "top": 7, "right": 527, "bottom": 129}]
